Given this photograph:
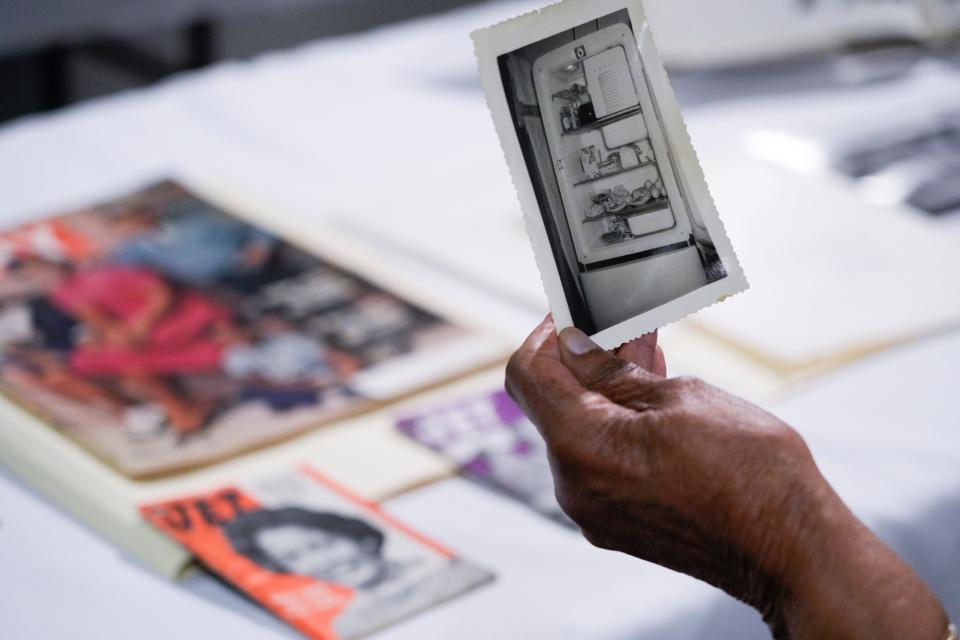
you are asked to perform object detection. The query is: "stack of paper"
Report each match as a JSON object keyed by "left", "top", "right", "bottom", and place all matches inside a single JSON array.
[{"left": 643, "top": 0, "right": 958, "bottom": 68}]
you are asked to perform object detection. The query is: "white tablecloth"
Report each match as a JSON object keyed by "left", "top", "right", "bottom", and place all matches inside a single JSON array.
[{"left": 0, "top": 1, "right": 957, "bottom": 638}]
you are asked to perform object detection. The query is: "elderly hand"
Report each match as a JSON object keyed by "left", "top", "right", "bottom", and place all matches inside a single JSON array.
[{"left": 506, "top": 317, "right": 947, "bottom": 640}]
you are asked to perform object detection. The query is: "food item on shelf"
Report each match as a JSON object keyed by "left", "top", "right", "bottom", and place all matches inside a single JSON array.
[
  {"left": 601, "top": 230, "right": 625, "bottom": 243},
  {"left": 604, "top": 186, "right": 631, "bottom": 212},
  {"left": 554, "top": 83, "right": 593, "bottom": 132},
  {"left": 588, "top": 180, "right": 669, "bottom": 221},
  {"left": 619, "top": 145, "right": 640, "bottom": 169},
  {"left": 581, "top": 146, "right": 601, "bottom": 179},
  {"left": 598, "top": 154, "right": 622, "bottom": 176},
  {"left": 561, "top": 104, "right": 579, "bottom": 132},
  {"left": 636, "top": 143, "right": 655, "bottom": 164},
  {"left": 587, "top": 203, "right": 606, "bottom": 219},
  {"left": 631, "top": 187, "right": 652, "bottom": 205},
  {"left": 552, "top": 83, "right": 588, "bottom": 103},
  {"left": 577, "top": 102, "right": 597, "bottom": 126},
  {"left": 556, "top": 84, "right": 590, "bottom": 132},
  {"left": 650, "top": 177, "right": 665, "bottom": 200},
  {"left": 600, "top": 216, "right": 629, "bottom": 244}
]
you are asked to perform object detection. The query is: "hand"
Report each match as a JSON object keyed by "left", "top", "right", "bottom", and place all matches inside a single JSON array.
[{"left": 505, "top": 317, "right": 947, "bottom": 640}]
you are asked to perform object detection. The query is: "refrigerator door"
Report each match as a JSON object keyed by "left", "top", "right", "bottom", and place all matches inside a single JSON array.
[
  {"left": 583, "top": 47, "right": 640, "bottom": 118},
  {"left": 581, "top": 246, "right": 708, "bottom": 329},
  {"left": 533, "top": 24, "right": 694, "bottom": 268}
]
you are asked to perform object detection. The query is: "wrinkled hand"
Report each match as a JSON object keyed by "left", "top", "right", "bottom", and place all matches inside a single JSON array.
[{"left": 506, "top": 317, "right": 946, "bottom": 640}]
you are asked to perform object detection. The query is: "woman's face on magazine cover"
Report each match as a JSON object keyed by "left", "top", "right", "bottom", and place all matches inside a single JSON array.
[{"left": 256, "top": 524, "right": 383, "bottom": 588}]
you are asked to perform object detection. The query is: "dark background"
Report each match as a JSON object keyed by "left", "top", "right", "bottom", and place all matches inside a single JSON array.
[{"left": 0, "top": 0, "right": 490, "bottom": 124}]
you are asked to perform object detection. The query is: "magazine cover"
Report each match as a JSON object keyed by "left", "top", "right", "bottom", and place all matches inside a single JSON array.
[
  {"left": 0, "top": 181, "right": 494, "bottom": 478},
  {"left": 141, "top": 466, "right": 492, "bottom": 639},
  {"left": 397, "top": 390, "right": 572, "bottom": 528}
]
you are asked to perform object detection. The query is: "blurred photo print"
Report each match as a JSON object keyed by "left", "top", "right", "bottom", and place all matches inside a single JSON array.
[
  {"left": 0, "top": 181, "right": 497, "bottom": 478},
  {"left": 473, "top": 0, "right": 747, "bottom": 349},
  {"left": 832, "top": 109, "right": 960, "bottom": 218},
  {"left": 142, "top": 467, "right": 492, "bottom": 640}
]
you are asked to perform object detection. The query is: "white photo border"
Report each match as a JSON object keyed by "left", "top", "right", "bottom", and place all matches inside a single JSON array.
[{"left": 472, "top": 0, "right": 749, "bottom": 350}]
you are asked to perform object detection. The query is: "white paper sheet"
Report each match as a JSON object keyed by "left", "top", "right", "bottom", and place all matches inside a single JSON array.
[{"left": 689, "top": 156, "right": 960, "bottom": 368}]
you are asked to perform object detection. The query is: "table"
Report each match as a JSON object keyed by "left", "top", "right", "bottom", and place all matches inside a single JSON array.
[
  {"left": 3, "top": 326, "right": 959, "bottom": 640},
  {"left": 0, "top": 1, "right": 957, "bottom": 637}
]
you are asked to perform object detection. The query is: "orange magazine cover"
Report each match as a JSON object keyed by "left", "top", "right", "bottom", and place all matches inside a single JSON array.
[{"left": 141, "top": 466, "right": 492, "bottom": 639}]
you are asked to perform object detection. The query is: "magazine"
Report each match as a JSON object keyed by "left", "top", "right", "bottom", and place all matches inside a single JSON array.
[
  {"left": 398, "top": 390, "right": 573, "bottom": 528},
  {"left": 142, "top": 466, "right": 493, "bottom": 639},
  {"left": 0, "top": 181, "right": 494, "bottom": 478}
]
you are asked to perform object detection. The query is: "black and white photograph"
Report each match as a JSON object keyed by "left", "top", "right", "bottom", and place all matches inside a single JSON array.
[{"left": 473, "top": 0, "right": 747, "bottom": 348}]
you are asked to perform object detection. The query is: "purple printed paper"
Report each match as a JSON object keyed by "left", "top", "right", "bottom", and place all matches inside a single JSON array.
[{"left": 397, "top": 390, "right": 572, "bottom": 528}]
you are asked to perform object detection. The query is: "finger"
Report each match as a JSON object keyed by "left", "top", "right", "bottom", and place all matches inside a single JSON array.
[
  {"left": 558, "top": 327, "right": 666, "bottom": 411},
  {"left": 614, "top": 332, "right": 663, "bottom": 376},
  {"left": 505, "top": 315, "right": 557, "bottom": 399},
  {"left": 507, "top": 320, "right": 622, "bottom": 444},
  {"left": 505, "top": 316, "right": 578, "bottom": 418},
  {"left": 652, "top": 346, "right": 667, "bottom": 378},
  {"left": 559, "top": 328, "right": 641, "bottom": 388}
]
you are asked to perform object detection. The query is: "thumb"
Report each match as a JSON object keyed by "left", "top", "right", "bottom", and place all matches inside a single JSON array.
[
  {"left": 558, "top": 327, "right": 658, "bottom": 392},
  {"left": 558, "top": 328, "right": 667, "bottom": 413}
]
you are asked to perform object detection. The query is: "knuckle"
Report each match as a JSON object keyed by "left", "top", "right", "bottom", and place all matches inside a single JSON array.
[
  {"left": 590, "top": 367, "right": 667, "bottom": 411},
  {"left": 767, "top": 424, "right": 810, "bottom": 457},
  {"left": 547, "top": 442, "right": 583, "bottom": 476},
  {"left": 581, "top": 528, "right": 614, "bottom": 551},
  {"left": 503, "top": 351, "right": 528, "bottom": 403},
  {"left": 671, "top": 375, "right": 705, "bottom": 394},
  {"left": 663, "top": 376, "right": 710, "bottom": 406},
  {"left": 504, "top": 350, "right": 525, "bottom": 387},
  {"left": 547, "top": 432, "right": 598, "bottom": 473},
  {"left": 556, "top": 491, "right": 594, "bottom": 533},
  {"left": 588, "top": 363, "right": 660, "bottom": 403},
  {"left": 554, "top": 486, "right": 581, "bottom": 520},
  {"left": 585, "top": 360, "right": 635, "bottom": 390}
]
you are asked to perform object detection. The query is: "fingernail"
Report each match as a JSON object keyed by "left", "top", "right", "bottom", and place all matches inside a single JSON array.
[{"left": 559, "top": 328, "right": 599, "bottom": 356}]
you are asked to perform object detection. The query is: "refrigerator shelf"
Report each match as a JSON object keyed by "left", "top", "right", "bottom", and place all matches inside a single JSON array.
[
  {"left": 597, "top": 231, "right": 652, "bottom": 248},
  {"left": 562, "top": 106, "right": 642, "bottom": 137},
  {"left": 583, "top": 198, "right": 669, "bottom": 224},
  {"left": 573, "top": 159, "right": 656, "bottom": 187},
  {"left": 551, "top": 86, "right": 587, "bottom": 103}
]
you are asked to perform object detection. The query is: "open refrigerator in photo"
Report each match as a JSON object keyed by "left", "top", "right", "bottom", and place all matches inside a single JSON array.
[
  {"left": 477, "top": 0, "right": 747, "bottom": 347},
  {"left": 531, "top": 23, "right": 713, "bottom": 330}
]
